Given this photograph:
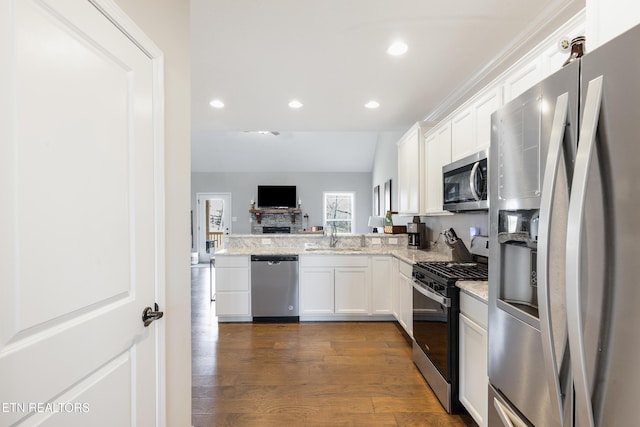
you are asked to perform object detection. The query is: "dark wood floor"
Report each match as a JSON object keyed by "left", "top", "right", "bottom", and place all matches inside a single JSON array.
[{"left": 191, "top": 264, "right": 476, "bottom": 427}]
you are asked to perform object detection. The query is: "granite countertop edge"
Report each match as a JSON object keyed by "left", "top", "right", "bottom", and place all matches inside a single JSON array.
[
  {"left": 456, "top": 281, "right": 489, "bottom": 302},
  {"left": 214, "top": 247, "right": 452, "bottom": 264}
]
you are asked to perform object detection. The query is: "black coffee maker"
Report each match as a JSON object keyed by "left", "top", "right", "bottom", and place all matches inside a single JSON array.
[{"left": 407, "top": 216, "right": 428, "bottom": 249}]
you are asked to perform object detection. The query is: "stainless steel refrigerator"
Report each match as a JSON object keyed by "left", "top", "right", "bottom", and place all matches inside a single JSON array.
[{"left": 488, "top": 23, "right": 640, "bottom": 427}]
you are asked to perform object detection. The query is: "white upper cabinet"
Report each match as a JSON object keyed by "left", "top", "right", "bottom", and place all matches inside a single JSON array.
[
  {"left": 503, "top": 57, "right": 543, "bottom": 103},
  {"left": 472, "top": 86, "right": 502, "bottom": 153},
  {"left": 397, "top": 123, "right": 424, "bottom": 214},
  {"left": 424, "top": 122, "right": 452, "bottom": 214},
  {"left": 451, "top": 106, "right": 473, "bottom": 161},
  {"left": 586, "top": 0, "right": 640, "bottom": 49},
  {"left": 450, "top": 85, "right": 502, "bottom": 162}
]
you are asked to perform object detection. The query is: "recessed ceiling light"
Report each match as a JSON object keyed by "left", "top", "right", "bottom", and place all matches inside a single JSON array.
[
  {"left": 288, "top": 99, "right": 303, "bottom": 109},
  {"left": 209, "top": 99, "right": 225, "bottom": 108},
  {"left": 387, "top": 40, "right": 408, "bottom": 56},
  {"left": 365, "top": 100, "right": 380, "bottom": 109}
]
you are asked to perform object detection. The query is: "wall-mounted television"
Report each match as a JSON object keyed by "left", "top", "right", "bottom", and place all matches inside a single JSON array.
[{"left": 257, "top": 185, "right": 297, "bottom": 209}]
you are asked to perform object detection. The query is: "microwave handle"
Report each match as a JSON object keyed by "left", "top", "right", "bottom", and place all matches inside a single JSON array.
[{"left": 469, "top": 161, "right": 481, "bottom": 201}]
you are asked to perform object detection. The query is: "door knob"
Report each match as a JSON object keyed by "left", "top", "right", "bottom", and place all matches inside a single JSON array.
[{"left": 142, "top": 303, "right": 164, "bottom": 327}]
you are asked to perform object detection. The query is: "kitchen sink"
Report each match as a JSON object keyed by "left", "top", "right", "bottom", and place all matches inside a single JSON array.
[{"left": 304, "top": 247, "right": 365, "bottom": 252}]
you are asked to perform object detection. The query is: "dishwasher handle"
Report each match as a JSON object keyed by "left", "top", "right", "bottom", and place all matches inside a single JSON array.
[{"left": 251, "top": 255, "right": 299, "bottom": 262}]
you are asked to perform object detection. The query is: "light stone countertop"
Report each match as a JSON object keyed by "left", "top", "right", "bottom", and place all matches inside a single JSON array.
[
  {"left": 214, "top": 246, "right": 452, "bottom": 264},
  {"left": 457, "top": 281, "right": 489, "bottom": 302}
]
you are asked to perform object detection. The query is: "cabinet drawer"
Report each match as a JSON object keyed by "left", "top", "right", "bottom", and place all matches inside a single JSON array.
[
  {"left": 398, "top": 259, "right": 413, "bottom": 278},
  {"left": 216, "top": 292, "right": 250, "bottom": 316},
  {"left": 460, "top": 291, "right": 488, "bottom": 329},
  {"left": 300, "top": 255, "right": 369, "bottom": 268},
  {"left": 215, "top": 255, "right": 249, "bottom": 268},
  {"left": 215, "top": 267, "right": 249, "bottom": 291}
]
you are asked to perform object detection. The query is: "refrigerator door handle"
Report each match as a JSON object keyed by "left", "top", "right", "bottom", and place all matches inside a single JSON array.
[
  {"left": 566, "top": 75, "right": 604, "bottom": 427},
  {"left": 537, "top": 92, "right": 569, "bottom": 427},
  {"left": 494, "top": 397, "right": 529, "bottom": 427}
]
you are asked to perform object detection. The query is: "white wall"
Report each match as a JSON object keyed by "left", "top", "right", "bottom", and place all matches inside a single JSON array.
[
  {"left": 371, "top": 131, "right": 403, "bottom": 214},
  {"left": 113, "top": 1, "right": 191, "bottom": 426},
  {"left": 192, "top": 171, "right": 372, "bottom": 236}
]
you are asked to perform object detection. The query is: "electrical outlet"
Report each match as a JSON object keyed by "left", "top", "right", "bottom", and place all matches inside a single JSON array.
[
  {"left": 372, "top": 238, "right": 381, "bottom": 245},
  {"left": 389, "top": 238, "right": 398, "bottom": 245},
  {"left": 261, "top": 238, "right": 272, "bottom": 245}
]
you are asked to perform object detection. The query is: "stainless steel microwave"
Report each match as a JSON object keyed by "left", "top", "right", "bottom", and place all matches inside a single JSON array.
[{"left": 442, "top": 149, "right": 488, "bottom": 212}]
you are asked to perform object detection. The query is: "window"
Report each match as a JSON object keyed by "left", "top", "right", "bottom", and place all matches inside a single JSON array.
[{"left": 323, "top": 192, "right": 355, "bottom": 234}]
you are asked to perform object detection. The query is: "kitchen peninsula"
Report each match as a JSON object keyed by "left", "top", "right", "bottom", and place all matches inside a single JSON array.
[{"left": 214, "top": 233, "right": 455, "bottom": 324}]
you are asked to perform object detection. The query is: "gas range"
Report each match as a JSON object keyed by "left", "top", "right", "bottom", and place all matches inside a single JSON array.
[
  {"left": 411, "top": 260, "right": 488, "bottom": 414},
  {"left": 413, "top": 261, "right": 488, "bottom": 296}
]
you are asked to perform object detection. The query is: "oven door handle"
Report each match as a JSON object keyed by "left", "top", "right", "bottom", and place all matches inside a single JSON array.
[{"left": 412, "top": 280, "right": 451, "bottom": 307}]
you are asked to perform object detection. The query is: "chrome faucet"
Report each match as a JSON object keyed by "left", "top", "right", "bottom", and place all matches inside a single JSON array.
[{"left": 329, "top": 225, "right": 338, "bottom": 248}]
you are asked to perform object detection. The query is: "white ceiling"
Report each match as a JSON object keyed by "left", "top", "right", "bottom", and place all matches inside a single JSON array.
[{"left": 191, "top": 0, "right": 584, "bottom": 173}]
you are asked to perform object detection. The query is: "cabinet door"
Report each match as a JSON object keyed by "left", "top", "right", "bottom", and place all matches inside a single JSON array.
[
  {"left": 586, "top": 0, "right": 640, "bottom": 49},
  {"left": 334, "top": 267, "right": 369, "bottom": 314},
  {"left": 503, "top": 57, "right": 542, "bottom": 102},
  {"left": 459, "top": 313, "right": 488, "bottom": 427},
  {"left": 215, "top": 267, "right": 249, "bottom": 291},
  {"left": 451, "top": 106, "right": 474, "bottom": 161},
  {"left": 216, "top": 292, "right": 250, "bottom": 316},
  {"left": 299, "top": 268, "right": 334, "bottom": 314},
  {"left": 472, "top": 87, "right": 502, "bottom": 153},
  {"left": 399, "top": 272, "right": 413, "bottom": 337},
  {"left": 391, "top": 258, "right": 400, "bottom": 320},
  {"left": 424, "top": 123, "right": 452, "bottom": 214},
  {"left": 371, "top": 256, "right": 392, "bottom": 314},
  {"left": 397, "top": 124, "right": 421, "bottom": 214}
]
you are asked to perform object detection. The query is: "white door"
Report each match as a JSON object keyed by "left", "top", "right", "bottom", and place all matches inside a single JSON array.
[
  {"left": 0, "top": 0, "right": 164, "bottom": 426},
  {"left": 197, "top": 192, "right": 231, "bottom": 262}
]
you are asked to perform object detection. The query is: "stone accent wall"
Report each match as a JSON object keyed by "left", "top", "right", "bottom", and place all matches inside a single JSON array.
[{"left": 250, "top": 212, "right": 304, "bottom": 234}]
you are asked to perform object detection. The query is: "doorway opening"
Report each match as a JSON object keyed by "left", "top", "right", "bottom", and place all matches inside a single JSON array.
[{"left": 196, "top": 192, "right": 232, "bottom": 263}]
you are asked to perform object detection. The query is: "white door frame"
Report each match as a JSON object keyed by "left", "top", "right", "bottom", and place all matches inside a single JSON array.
[
  {"left": 196, "top": 192, "right": 232, "bottom": 262},
  {"left": 0, "top": 0, "right": 166, "bottom": 424},
  {"left": 97, "top": 3, "right": 168, "bottom": 423}
]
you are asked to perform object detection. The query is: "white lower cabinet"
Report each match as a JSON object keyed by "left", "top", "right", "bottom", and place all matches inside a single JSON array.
[
  {"left": 215, "top": 254, "right": 397, "bottom": 321},
  {"left": 371, "top": 256, "right": 392, "bottom": 315},
  {"left": 395, "top": 259, "right": 413, "bottom": 337},
  {"left": 459, "top": 292, "right": 488, "bottom": 427},
  {"left": 299, "top": 255, "right": 395, "bottom": 320},
  {"left": 215, "top": 255, "right": 251, "bottom": 321},
  {"left": 299, "top": 267, "right": 334, "bottom": 314},
  {"left": 391, "top": 257, "right": 400, "bottom": 319},
  {"left": 299, "top": 255, "right": 373, "bottom": 319},
  {"left": 334, "top": 267, "right": 369, "bottom": 314}
]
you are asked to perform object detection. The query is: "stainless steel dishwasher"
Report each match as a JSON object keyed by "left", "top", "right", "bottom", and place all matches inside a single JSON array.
[{"left": 250, "top": 255, "right": 299, "bottom": 322}]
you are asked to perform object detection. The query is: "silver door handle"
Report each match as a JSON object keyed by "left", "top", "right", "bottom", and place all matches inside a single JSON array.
[
  {"left": 566, "top": 75, "right": 604, "bottom": 427},
  {"left": 469, "top": 161, "right": 482, "bottom": 201},
  {"left": 142, "top": 303, "right": 164, "bottom": 327},
  {"left": 412, "top": 280, "right": 450, "bottom": 307},
  {"left": 537, "top": 92, "right": 569, "bottom": 427}
]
